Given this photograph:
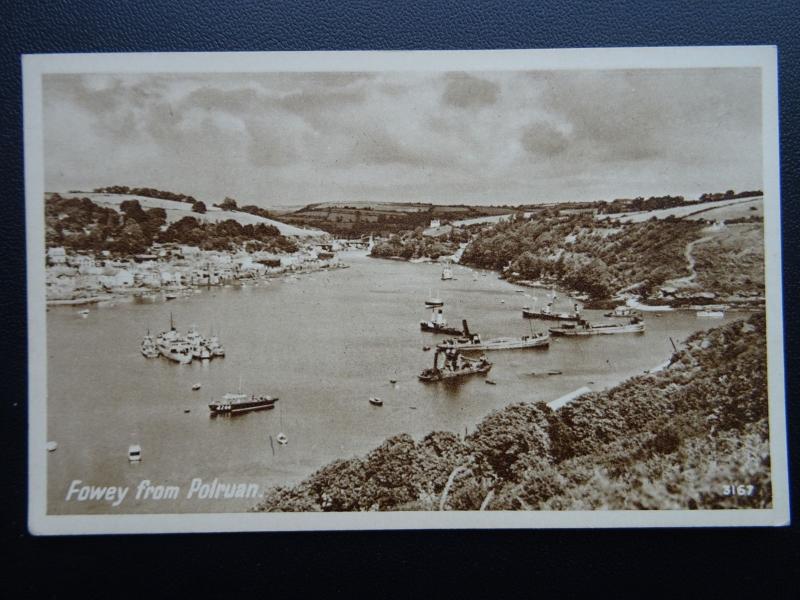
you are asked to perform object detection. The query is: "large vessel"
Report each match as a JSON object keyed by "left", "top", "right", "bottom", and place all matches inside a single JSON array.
[
  {"left": 418, "top": 347, "right": 492, "bottom": 382},
  {"left": 549, "top": 316, "right": 645, "bottom": 336},
  {"left": 209, "top": 392, "right": 278, "bottom": 415},
  {"left": 522, "top": 302, "right": 582, "bottom": 321},
  {"left": 437, "top": 332, "right": 550, "bottom": 351},
  {"left": 435, "top": 320, "right": 549, "bottom": 351},
  {"left": 420, "top": 308, "right": 464, "bottom": 335},
  {"left": 140, "top": 330, "right": 159, "bottom": 358}
]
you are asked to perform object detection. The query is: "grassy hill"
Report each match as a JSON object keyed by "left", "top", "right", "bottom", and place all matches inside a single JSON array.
[
  {"left": 253, "top": 314, "right": 770, "bottom": 512},
  {"left": 51, "top": 192, "right": 325, "bottom": 237}
]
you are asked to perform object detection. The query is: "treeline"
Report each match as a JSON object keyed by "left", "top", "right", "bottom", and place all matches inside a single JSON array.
[
  {"left": 370, "top": 229, "right": 470, "bottom": 260},
  {"left": 45, "top": 194, "right": 296, "bottom": 255},
  {"left": 254, "top": 314, "right": 770, "bottom": 512},
  {"left": 213, "top": 196, "right": 275, "bottom": 220},
  {"left": 162, "top": 216, "right": 297, "bottom": 253},
  {"left": 93, "top": 185, "right": 198, "bottom": 204},
  {"left": 460, "top": 212, "right": 704, "bottom": 299},
  {"left": 599, "top": 189, "right": 763, "bottom": 215}
]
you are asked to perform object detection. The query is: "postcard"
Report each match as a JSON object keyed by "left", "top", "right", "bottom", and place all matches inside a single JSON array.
[{"left": 24, "top": 46, "right": 789, "bottom": 534}]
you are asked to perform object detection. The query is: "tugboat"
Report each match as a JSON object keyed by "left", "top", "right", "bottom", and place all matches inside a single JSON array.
[
  {"left": 209, "top": 392, "right": 278, "bottom": 415},
  {"left": 140, "top": 330, "right": 159, "bottom": 358},
  {"left": 522, "top": 301, "right": 582, "bottom": 322},
  {"left": 549, "top": 315, "right": 645, "bottom": 336},
  {"left": 418, "top": 347, "right": 492, "bottom": 382},
  {"left": 420, "top": 308, "right": 464, "bottom": 335}
]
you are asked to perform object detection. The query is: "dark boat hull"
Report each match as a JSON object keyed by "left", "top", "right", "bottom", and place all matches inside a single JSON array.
[
  {"left": 420, "top": 322, "right": 464, "bottom": 335},
  {"left": 418, "top": 363, "right": 492, "bottom": 382},
  {"left": 209, "top": 400, "right": 277, "bottom": 415},
  {"left": 522, "top": 309, "right": 579, "bottom": 321}
]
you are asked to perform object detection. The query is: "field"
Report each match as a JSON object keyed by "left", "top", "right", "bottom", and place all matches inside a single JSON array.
[
  {"left": 683, "top": 197, "right": 763, "bottom": 221},
  {"left": 597, "top": 197, "right": 764, "bottom": 223}
]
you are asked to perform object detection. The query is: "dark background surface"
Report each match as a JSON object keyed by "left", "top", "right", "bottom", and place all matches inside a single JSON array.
[{"left": 1, "top": 0, "right": 797, "bottom": 595}]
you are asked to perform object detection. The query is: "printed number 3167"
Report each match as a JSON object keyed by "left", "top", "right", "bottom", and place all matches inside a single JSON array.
[{"left": 722, "top": 484, "right": 755, "bottom": 496}]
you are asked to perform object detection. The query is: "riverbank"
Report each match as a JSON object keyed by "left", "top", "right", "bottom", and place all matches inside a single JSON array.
[
  {"left": 46, "top": 247, "right": 349, "bottom": 306},
  {"left": 253, "top": 313, "right": 770, "bottom": 512}
]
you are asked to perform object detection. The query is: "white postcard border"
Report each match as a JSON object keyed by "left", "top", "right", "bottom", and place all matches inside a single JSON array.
[{"left": 23, "top": 46, "right": 789, "bottom": 534}]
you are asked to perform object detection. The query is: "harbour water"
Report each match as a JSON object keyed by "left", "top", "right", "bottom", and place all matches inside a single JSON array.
[{"left": 46, "top": 251, "right": 745, "bottom": 513}]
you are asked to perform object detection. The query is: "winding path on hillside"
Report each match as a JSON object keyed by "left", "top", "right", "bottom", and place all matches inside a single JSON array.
[{"left": 665, "top": 232, "right": 718, "bottom": 288}]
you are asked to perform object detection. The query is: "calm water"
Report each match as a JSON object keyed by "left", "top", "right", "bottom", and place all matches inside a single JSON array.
[{"left": 46, "top": 251, "right": 744, "bottom": 513}]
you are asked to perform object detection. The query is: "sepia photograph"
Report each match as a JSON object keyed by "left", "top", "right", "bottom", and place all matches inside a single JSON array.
[{"left": 24, "top": 47, "right": 788, "bottom": 533}]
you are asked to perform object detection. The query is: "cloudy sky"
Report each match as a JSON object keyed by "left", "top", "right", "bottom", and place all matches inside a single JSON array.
[{"left": 42, "top": 68, "right": 762, "bottom": 207}]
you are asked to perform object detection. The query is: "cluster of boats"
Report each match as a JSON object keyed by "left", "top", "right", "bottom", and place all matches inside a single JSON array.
[
  {"left": 141, "top": 315, "right": 225, "bottom": 364},
  {"left": 417, "top": 289, "right": 649, "bottom": 383}
]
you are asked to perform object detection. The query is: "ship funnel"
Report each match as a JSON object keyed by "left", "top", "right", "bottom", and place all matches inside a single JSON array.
[{"left": 462, "top": 319, "right": 470, "bottom": 337}]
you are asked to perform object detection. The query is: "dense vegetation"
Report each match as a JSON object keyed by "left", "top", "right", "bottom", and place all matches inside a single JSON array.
[
  {"left": 461, "top": 212, "right": 705, "bottom": 299},
  {"left": 45, "top": 194, "right": 297, "bottom": 255},
  {"left": 370, "top": 228, "right": 470, "bottom": 260},
  {"left": 254, "top": 314, "right": 770, "bottom": 512}
]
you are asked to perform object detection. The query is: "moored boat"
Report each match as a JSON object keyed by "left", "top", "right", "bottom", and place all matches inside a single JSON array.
[
  {"left": 522, "top": 302, "right": 582, "bottom": 321},
  {"left": 141, "top": 330, "right": 159, "bottom": 358},
  {"left": 369, "top": 397, "right": 383, "bottom": 406},
  {"left": 128, "top": 444, "right": 142, "bottom": 462},
  {"left": 424, "top": 289, "right": 444, "bottom": 307},
  {"left": 697, "top": 310, "right": 725, "bottom": 318},
  {"left": 437, "top": 331, "right": 550, "bottom": 351},
  {"left": 549, "top": 316, "right": 645, "bottom": 336},
  {"left": 604, "top": 305, "right": 636, "bottom": 318},
  {"left": 209, "top": 392, "right": 278, "bottom": 415},
  {"left": 441, "top": 265, "right": 453, "bottom": 280},
  {"left": 420, "top": 309, "right": 464, "bottom": 335}
]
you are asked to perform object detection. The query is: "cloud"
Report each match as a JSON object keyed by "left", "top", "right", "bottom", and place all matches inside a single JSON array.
[
  {"left": 442, "top": 73, "right": 499, "bottom": 109},
  {"left": 42, "top": 68, "right": 762, "bottom": 206}
]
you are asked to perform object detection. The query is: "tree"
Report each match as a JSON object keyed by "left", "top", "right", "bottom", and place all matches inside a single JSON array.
[
  {"left": 219, "top": 197, "right": 238, "bottom": 211},
  {"left": 192, "top": 201, "right": 207, "bottom": 214}
]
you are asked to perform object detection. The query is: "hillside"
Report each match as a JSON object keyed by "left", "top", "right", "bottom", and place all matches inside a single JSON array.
[
  {"left": 253, "top": 314, "right": 770, "bottom": 512},
  {"left": 283, "top": 202, "right": 515, "bottom": 237},
  {"left": 52, "top": 192, "right": 325, "bottom": 237},
  {"left": 461, "top": 212, "right": 707, "bottom": 299}
]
